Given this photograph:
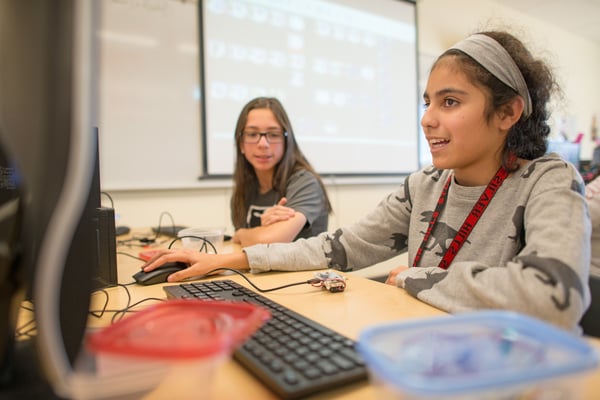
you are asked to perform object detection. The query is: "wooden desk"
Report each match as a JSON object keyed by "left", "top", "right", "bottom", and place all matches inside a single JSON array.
[
  {"left": 93, "top": 240, "right": 600, "bottom": 399},
  {"left": 92, "top": 247, "right": 444, "bottom": 399}
]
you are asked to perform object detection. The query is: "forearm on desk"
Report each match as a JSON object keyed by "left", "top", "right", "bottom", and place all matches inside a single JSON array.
[{"left": 234, "top": 213, "right": 307, "bottom": 247}]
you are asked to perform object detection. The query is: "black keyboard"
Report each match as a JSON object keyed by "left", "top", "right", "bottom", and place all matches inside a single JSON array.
[{"left": 163, "top": 279, "right": 368, "bottom": 399}]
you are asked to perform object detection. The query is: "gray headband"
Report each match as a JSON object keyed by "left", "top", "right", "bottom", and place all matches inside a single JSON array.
[{"left": 450, "top": 34, "right": 532, "bottom": 118}]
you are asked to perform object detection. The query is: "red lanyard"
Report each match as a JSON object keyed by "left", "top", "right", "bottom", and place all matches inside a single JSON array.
[{"left": 413, "top": 167, "right": 509, "bottom": 270}]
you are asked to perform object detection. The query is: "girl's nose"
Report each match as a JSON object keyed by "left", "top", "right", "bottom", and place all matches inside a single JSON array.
[{"left": 421, "top": 107, "right": 437, "bottom": 130}]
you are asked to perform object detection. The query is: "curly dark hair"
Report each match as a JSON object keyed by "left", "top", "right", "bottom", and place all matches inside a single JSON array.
[{"left": 433, "top": 31, "right": 559, "bottom": 172}]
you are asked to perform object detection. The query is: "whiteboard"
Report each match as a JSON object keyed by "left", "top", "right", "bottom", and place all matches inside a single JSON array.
[
  {"left": 202, "top": 0, "right": 419, "bottom": 176},
  {"left": 98, "top": 0, "right": 418, "bottom": 190},
  {"left": 98, "top": 0, "right": 202, "bottom": 190}
]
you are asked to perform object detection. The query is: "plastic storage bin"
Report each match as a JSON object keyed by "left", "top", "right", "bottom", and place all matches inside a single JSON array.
[
  {"left": 177, "top": 227, "right": 225, "bottom": 253},
  {"left": 71, "top": 299, "right": 270, "bottom": 400},
  {"left": 357, "top": 311, "right": 598, "bottom": 400}
]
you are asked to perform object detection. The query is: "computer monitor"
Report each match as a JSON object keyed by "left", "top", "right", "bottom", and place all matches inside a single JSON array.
[{"left": 0, "top": 1, "right": 99, "bottom": 397}]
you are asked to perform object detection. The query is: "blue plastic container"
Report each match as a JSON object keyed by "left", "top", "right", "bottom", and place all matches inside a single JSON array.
[{"left": 357, "top": 311, "right": 598, "bottom": 399}]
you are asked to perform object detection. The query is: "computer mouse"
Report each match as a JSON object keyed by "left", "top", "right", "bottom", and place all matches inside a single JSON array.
[{"left": 132, "top": 261, "right": 188, "bottom": 286}]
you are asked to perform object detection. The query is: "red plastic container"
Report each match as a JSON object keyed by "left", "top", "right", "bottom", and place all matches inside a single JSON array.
[{"left": 72, "top": 300, "right": 270, "bottom": 400}]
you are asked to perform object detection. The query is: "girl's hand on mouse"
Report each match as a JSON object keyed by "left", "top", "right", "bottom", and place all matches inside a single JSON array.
[
  {"left": 260, "top": 197, "right": 295, "bottom": 226},
  {"left": 141, "top": 249, "right": 249, "bottom": 282}
]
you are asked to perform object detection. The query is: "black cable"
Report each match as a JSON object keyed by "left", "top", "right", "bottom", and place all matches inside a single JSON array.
[
  {"left": 110, "top": 297, "right": 165, "bottom": 323},
  {"left": 116, "top": 235, "right": 170, "bottom": 247},
  {"left": 16, "top": 302, "right": 37, "bottom": 339},
  {"left": 15, "top": 315, "right": 36, "bottom": 339},
  {"left": 117, "top": 237, "right": 151, "bottom": 247},
  {"left": 168, "top": 235, "right": 217, "bottom": 254},
  {"left": 153, "top": 211, "right": 176, "bottom": 239},
  {"left": 119, "top": 267, "right": 321, "bottom": 292},
  {"left": 110, "top": 283, "right": 133, "bottom": 322},
  {"left": 89, "top": 283, "right": 132, "bottom": 324},
  {"left": 89, "top": 288, "right": 110, "bottom": 318},
  {"left": 87, "top": 282, "right": 165, "bottom": 323},
  {"left": 101, "top": 191, "right": 114, "bottom": 209},
  {"left": 84, "top": 265, "right": 326, "bottom": 327},
  {"left": 20, "top": 303, "right": 34, "bottom": 313},
  {"left": 88, "top": 306, "right": 161, "bottom": 315},
  {"left": 116, "top": 251, "right": 145, "bottom": 262},
  {"left": 116, "top": 212, "right": 178, "bottom": 247},
  {"left": 203, "top": 267, "right": 321, "bottom": 293},
  {"left": 16, "top": 324, "right": 37, "bottom": 340}
]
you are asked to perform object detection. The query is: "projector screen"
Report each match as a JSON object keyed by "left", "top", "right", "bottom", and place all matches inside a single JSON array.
[{"left": 202, "top": 0, "right": 419, "bottom": 176}]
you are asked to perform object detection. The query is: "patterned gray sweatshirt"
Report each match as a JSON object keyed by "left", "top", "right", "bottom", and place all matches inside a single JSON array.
[{"left": 244, "top": 154, "right": 591, "bottom": 332}]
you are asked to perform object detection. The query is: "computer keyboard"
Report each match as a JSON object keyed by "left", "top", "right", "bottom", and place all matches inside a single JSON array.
[{"left": 163, "top": 279, "right": 368, "bottom": 399}]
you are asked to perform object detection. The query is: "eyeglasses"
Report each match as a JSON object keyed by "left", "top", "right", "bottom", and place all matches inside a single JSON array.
[{"left": 242, "top": 131, "right": 287, "bottom": 144}]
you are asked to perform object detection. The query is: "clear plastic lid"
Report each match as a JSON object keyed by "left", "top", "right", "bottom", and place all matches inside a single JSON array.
[
  {"left": 358, "top": 311, "right": 599, "bottom": 396},
  {"left": 87, "top": 299, "right": 270, "bottom": 360}
]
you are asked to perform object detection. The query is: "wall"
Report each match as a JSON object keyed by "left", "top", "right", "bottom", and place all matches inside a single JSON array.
[
  {"left": 108, "top": 177, "right": 402, "bottom": 234},
  {"left": 106, "top": 0, "right": 600, "bottom": 241}
]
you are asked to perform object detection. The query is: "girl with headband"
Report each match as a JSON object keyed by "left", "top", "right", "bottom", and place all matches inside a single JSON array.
[{"left": 143, "top": 31, "right": 590, "bottom": 333}]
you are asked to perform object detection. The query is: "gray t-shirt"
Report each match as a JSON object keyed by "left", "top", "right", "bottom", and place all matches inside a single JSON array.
[
  {"left": 244, "top": 169, "right": 328, "bottom": 240},
  {"left": 244, "top": 155, "right": 590, "bottom": 332}
]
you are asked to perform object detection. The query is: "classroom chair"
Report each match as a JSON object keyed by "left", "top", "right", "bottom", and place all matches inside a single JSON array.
[{"left": 581, "top": 274, "right": 600, "bottom": 338}]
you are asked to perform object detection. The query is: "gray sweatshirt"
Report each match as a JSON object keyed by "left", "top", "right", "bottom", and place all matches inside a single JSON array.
[{"left": 245, "top": 154, "right": 591, "bottom": 332}]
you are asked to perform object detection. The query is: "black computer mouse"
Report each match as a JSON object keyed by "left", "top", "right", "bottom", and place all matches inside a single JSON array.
[{"left": 132, "top": 261, "right": 188, "bottom": 285}]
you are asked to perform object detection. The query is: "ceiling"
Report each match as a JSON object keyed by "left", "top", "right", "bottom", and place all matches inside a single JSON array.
[{"left": 493, "top": 0, "right": 600, "bottom": 45}]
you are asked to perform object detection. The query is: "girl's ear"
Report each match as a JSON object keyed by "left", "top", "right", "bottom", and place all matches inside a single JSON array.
[{"left": 498, "top": 96, "right": 525, "bottom": 130}]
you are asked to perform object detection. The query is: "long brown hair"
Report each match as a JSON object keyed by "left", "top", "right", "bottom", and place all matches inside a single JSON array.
[{"left": 231, "top": 97, "right": 332, "bottom": 229}]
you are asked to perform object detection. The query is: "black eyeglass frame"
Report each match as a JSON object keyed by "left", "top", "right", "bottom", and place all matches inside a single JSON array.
[{"left": 241, "top": 131, "right": 288, "bottom": 144}]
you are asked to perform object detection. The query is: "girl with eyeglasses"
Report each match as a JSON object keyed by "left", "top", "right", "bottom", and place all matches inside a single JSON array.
[{"left": 230, "top": 97, "right": 332, "bottom": 247}]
